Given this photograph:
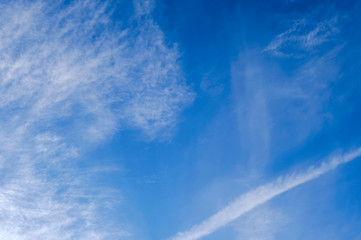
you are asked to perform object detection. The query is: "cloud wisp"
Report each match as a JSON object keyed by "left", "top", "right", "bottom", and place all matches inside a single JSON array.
[
  {"left": 264, "top": 14, "right": 341, "bottom": 57},
  {"left": 0, "top": 0, "right": 193, "bottom": 142},
  {"left": 168, "top": 147, "right": 361, "bottom": 240},
  {"left": 0, "top": 0, "right": 193, "bottom": 239}
]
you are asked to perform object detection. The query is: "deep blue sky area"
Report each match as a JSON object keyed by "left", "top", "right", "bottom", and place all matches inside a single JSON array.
[{"left": 0, "top": 0, "right": 361, "bottom": 239}]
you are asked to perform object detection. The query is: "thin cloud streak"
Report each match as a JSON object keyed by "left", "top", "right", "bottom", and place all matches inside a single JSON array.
[
  {"left": 264, "top": 15, "right": 340, "bottom": 57},
  {"left": 169, "top": 147, "right": 361, "bottom": 240}
]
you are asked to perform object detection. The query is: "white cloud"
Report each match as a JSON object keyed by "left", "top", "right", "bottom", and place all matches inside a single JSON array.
[
  {"left": 232, "top": 46, "right": 341, "bottom": 161},
  {"left": 0, "top": 0, "right": 193, "bottom": 238},
  {"left": 0, "top": 130, "right": 128, "bottom": 239},
  {"left": 264, "top": 15, "right": 341, "bottom": 57},
  {"left": 0, "top": 0, "right": 193, "bottom": 141},
  {"left": 168, "top": 147, "right": 361, "bottom": 240}
]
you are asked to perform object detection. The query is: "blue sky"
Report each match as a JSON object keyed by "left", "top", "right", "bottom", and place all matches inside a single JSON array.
[{"left": 0, "top": 0, "right": 361, "bottom": 239}]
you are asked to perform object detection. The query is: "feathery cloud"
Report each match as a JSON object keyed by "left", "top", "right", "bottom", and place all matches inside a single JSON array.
[
  {"left": 264, "top": 14, "right": 341, "bottom": 57},
  {"left": 168, "top": 147, "right": 361, "bottom": 240},
  {"left": 0, "top": 0, "right": 193, "bottom": 238}
]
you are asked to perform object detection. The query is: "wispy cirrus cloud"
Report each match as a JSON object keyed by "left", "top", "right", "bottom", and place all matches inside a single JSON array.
[
  {"left": 264, "top": 14, "right": 341, "bottom": 57},
  {"left": 222, "top": 7, "right": 348, "bottom": 239},
  {"left": 0, "top": 0, "right": 193, "bottom": 238},
  {"left": 0, "top": 0, "right": 193, "bottom": 141},
  {"left": 0, "top": 131, "right": 127, "bottom": 239},
  {"left": 168, "top": 147, "right": 361, "bottom": 240}
]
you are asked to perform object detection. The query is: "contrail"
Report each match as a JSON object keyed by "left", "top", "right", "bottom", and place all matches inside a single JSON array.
[{"left": 168, "top": 147, "right": 361, "bottom": 240}]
